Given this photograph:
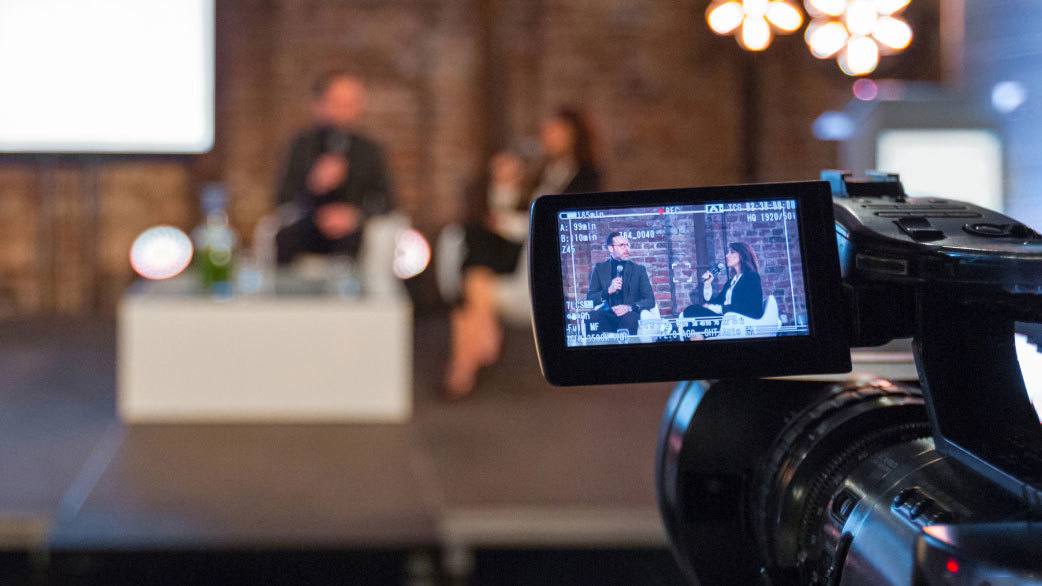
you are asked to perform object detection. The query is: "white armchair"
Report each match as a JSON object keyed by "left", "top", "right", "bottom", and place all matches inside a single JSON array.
[
  {"left": 252, "top": 204, "right": 411, "bottom": 296},
  {"left": 718, "top": 295, "right": 782, "bottom": 338},
  {"left": 252, "top": 203, "right": 304, "bottom": 269},
  {"left": 435, "top": 224, "right": 531, "bottom": 327},
  {"left": 674, "top": 295, "right": 782, "bottom": 340},
  {"left": 636, "top": 305, "right": 665, "bottom": 343}
]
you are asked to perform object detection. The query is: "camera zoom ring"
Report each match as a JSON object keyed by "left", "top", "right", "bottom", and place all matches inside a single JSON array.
[
  {"left": 751, "top": 380, "right": 926, "bottom": 576},
  {"left": 795, "top": 420, "right": 929, "bottom": 580}
]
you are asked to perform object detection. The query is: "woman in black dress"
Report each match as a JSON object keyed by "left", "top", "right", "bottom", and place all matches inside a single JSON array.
[
  {"left": 680, "top": 242, "right": 764, "bottom": 339},
  {"left": 445, "top": 107, "right": 603, "bottom": 398}
]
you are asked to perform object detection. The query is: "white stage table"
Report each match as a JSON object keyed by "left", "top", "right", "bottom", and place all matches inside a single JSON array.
[{"left": 118, "top": 275, "right": 411, "bottom": 423}]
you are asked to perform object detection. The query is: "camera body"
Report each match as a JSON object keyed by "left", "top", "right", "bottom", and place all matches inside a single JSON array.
[{"left": 528, "top": 172, "right": 1042, "bottom": 584}]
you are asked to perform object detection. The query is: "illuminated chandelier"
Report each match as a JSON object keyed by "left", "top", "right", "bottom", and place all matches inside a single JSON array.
[
  {"left": 803, "top": 0, "right": 914, "bottom": 75},
  {"left": 705, "top": 0, "right": 804, "bottom": 52}
]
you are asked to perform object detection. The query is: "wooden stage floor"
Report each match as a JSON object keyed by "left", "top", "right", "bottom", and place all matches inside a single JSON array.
[{"left": 0, "top": 315, "right": 684, "bottom": 585}]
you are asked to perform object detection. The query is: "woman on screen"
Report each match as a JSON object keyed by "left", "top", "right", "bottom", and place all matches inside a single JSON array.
[{"left": 680, "top": 241, "right": 763, "bottom": 338}]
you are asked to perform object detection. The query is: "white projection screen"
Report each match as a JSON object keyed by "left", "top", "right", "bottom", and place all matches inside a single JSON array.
[{"left": 0, "top": 0, "right": 215, "bottom": 154}]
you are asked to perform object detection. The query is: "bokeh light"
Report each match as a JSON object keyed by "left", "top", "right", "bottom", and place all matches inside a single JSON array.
[
  {"left": 840, "top": 36, "right": 880, "bottom": 76},
  {"left": 393, "top": 228, "right": 431, "bottom": 280},
  {"left": 806, "top": 21, "right": 849, "bottom": 58},
  {"left": 852, "top": 77, "right": 879, "bottom": 100},
  {"left": 812, "top": 111, "right": 855, "bottom": 140},
  {"left": 803, "top": 0, "right": 913, "bottom": 76},
  {"left": 805, "top": 0, "right": 847, "bottom": 17},
  {"left": 992, "top": 81, "right": 1027, "bottom": 114},
  {"left": 741, "top": 16, "right": 773, "bottom": 51},
  {"left": 707, "top": 1, "right": 745, "bottom": 34},
  {"left": 766, "top": 1, "right": 803, "bottom": 31},
  {"left": 130, "top": 226, "right": 194, "bottom": 280},
  {"left": 873, "top": 16, "right": 913, "bottom": 50},
  {"left": 706, "top": 0, "right": 804, "bottom": 51}
]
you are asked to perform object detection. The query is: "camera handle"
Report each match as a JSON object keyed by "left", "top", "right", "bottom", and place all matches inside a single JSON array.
[{"left": 913, "top": 285, "right": 1042, "bottom": 509}]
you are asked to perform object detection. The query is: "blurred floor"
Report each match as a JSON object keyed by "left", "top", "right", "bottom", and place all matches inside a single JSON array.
[
  {"left": 0, "top": 319, "right": 116, "bottom": 542},
  {"left": 0, "top": 312, "right": 685, "bottom": 585}
]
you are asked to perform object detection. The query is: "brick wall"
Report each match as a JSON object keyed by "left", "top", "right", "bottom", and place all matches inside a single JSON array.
[
  {"left": 562, "top": 209, "right": 684, "bottom": 316},
  {"left": 0, "top": 0, "right": 938, "bottom": 315},
  {"left": 704, "top": 209, "right": 806, "bottom": 325}
]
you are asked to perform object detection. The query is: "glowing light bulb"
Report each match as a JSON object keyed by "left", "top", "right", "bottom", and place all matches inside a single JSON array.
[
  {"left": 806, "top": 20, "right": 849, "bottom": 58},
  {"left": 839, "top": 35, "right": 880, "bottom": 75},
  {"left": 803, "top": 0, "right": 910, "bottom": 76},
  {"left": 130, "top": 226, "right": 194, "bottom": 280},
  {"left": 707, "top": 0, "right": 803, "bottom": 51},
  {"left": 806, "top": 0, "right": 848, "bottom": 17},
  {"left": 872, "top": 0, "right": 910, "bottom": 16},
  {"left": 844, "top": 0, "right": 878, "bottom": 36},
  {"left": 767, "top": 1, "right": 804, "bottom": 32},
  {"left": 744, "top": 0, "right": 770, "bottom": 16},
  {"left": 707, "top": 1, "right": 745, "bottom": 34},
  {"left": 872, "top": 15, "right": 912, "bottom": 51},
  {"left": 740, "top": 16, "right": 773, "bottom": 50}
]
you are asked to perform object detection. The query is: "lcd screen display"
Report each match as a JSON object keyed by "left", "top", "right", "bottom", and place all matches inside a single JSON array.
[{"left": 558, "top": 198, "right": 809, "bottom": 347}]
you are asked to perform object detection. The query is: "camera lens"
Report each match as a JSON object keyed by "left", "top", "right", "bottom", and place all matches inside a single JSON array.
[{"left": 750, "top": 380, "right": 929, "bottom": 583}]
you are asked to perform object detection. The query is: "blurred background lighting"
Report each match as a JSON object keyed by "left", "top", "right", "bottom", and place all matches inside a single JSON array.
[
  {"left": 803, "top": 0, "right": 913, "bottom": 76},
  {"left": 873, "top": 16, "right": 913, "bottom": 50},
  {"left": 812, "top": 111, "right": 855, "bottom": 140},
  {"left": 707, "top": 1, "right": 745, "bottom": 34},
  {"left": 874, "top": 0, "right": 911, "bottom": 16},
  {"left": 805, "top": 0, "right": 848, "bottom": 17},
  {"left": 706, "top": 0, "right": 804, "bottom": 51},
  {"left": 992, "top": 81, "right": 1028, "bottom": 114},
  {"left": 392, "top": 228, "right": 431, "bottom": 280},
  {"left": 741, "top": 16, "right": 773, "bottom": 51},
  {"left": 844, "top": 0, "right": 877, "bottom": 36},
  {"left": 839, "top": 36, "right": 880, "bottom": 76},
  {"left": 130, "top": 226, "right": 194, "bottom": 280},
  {"left": 852, "top": 77, "right": 879, "bottom": 100},
  {"left": 806, "top": 21, "right": 849, "bottom": 57},
  {"left": 766, "top": 1, "right": 804, "bottom": 32}
]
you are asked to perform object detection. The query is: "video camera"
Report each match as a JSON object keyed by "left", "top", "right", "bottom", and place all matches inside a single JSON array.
[{"left": 528, "top": 172, "right": 1042, "bottom": 584}]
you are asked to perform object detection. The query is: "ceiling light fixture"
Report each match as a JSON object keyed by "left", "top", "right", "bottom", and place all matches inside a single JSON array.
[
  {"left": 804, "top": 0, "right": 913, "bottom": 76},
  {"left": 706, "top": 0, "right": 805, "bottom": 52}
]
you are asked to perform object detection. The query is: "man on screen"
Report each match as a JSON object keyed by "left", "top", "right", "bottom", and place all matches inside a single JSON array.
[{"left": 585, "top": 233, "right": 656, "bottom": 337}]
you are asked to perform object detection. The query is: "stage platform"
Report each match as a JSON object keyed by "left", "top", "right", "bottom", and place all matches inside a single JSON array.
[{"left": 0, "top": 315, "right": 681, "bottom": 584}]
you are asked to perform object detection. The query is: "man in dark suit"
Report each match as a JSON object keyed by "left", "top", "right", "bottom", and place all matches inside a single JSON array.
[
  {"left": 585, "top": 232, "right": 656, "bottom": 337},
  {"left": 274, "top": 72, "right": 394, "bottom": 264}
]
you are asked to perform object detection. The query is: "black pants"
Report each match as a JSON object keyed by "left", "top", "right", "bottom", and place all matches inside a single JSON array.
[
  {"left": 462, "top": 223, "right": 523, "bottom": 275},
  {"left": 276, "top": 215, "right": 362, "bottom": 265},
  {"left": 589, "top": 307, "right": 641, "bottom": 336},
  {"left": 680, "top": 304, "right": 723, "bottom": 338}
]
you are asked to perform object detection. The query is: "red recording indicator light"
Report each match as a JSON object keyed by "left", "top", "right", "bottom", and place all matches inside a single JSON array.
[
  {"left": 658, "top": 208, "right": 665, "bottom": 214},
  {"left": 945, "top": 557, "right": 960, "bottom": 574}
]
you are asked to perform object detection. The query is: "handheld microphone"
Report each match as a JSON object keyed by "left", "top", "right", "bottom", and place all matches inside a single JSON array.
[
  {"left": 326, "top": 129, "right": 351, "bottom": 154},
  {"left": 608, "top": 264, "right": 624, "bottom": 305},
  {"left": 709, "top": 262, "right": 725, "bottom": 276}
]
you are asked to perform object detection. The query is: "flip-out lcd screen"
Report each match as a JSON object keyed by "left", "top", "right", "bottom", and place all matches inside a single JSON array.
[{"left": 558, "top": 199, "right": 808, "bottom": 347}]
